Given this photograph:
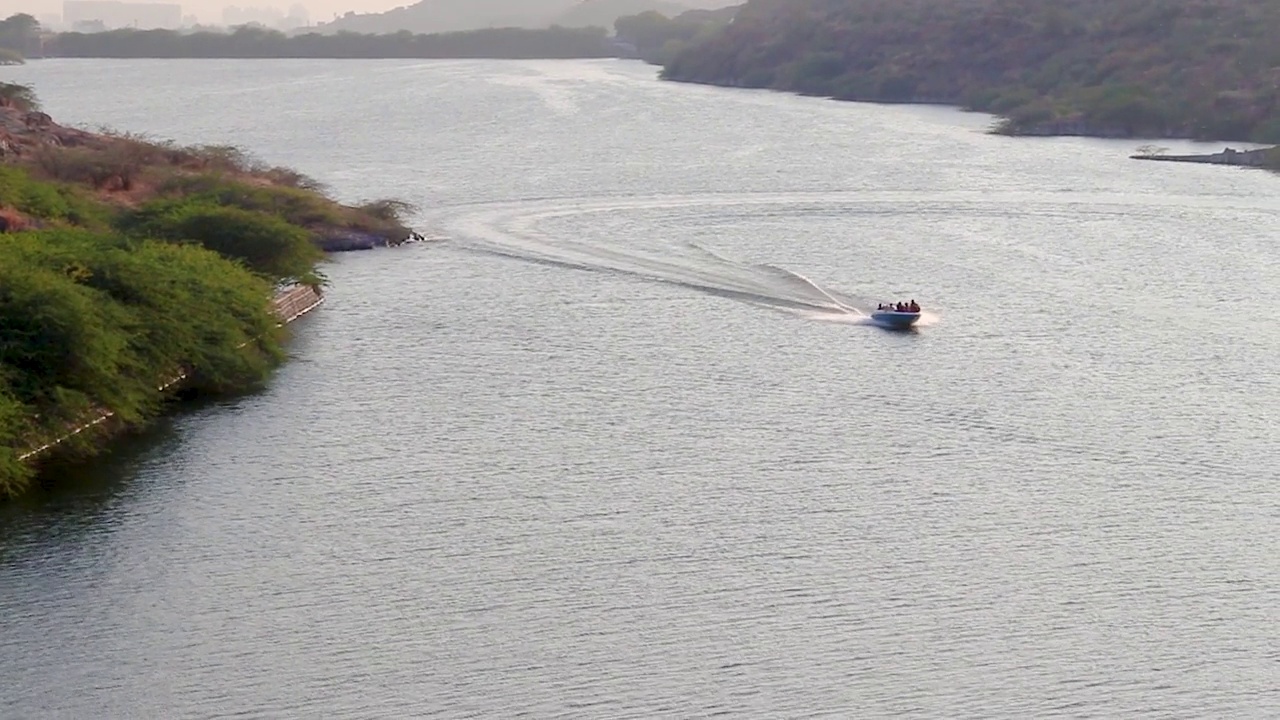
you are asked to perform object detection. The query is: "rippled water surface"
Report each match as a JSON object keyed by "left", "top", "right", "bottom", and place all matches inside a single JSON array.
[{"left": 2, "top": 59, "right": 1279, "bottom": 718}]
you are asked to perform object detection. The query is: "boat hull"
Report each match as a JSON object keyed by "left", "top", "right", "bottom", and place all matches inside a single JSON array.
[{"left": 870, "top": 311, "right": 921, "bottom": 329}]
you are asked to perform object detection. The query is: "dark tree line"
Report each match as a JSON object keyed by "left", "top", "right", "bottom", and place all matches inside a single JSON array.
[
  {"left": 42, "top": 24, "right": 617, "bottom": 59},
  {"left": 647, "top": 0, "right": 1280, "bottom": 142}
]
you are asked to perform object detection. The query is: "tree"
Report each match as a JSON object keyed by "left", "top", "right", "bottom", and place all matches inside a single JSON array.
[{"left": 0, "top": 13, "right": 41, "bottom": 57}]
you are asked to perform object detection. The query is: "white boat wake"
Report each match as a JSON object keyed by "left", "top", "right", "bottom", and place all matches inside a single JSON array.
[{"left": 435, "top": 194, "right": 940, "bottom": 327}]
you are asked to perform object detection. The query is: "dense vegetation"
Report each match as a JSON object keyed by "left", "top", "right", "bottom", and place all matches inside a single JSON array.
[
  {"left": 549, "top": 0, "right": 692, "bottom": 30},
  {"left": 614, "top": 7, "right": 737, "bottom": 64},
  {"left": 0, "top": 86, "right": 411, "bottom": 499},
  {"left": 651, "top": 0, "right": 1280, "bottom": 142},
  {"left": 43, "top": 24, "right": 616, "bottom": 59}
]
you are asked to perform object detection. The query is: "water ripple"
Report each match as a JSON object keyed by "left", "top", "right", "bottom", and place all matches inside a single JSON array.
[{"left": 1, "top": 58, "right": 1279, "bottom": 720}]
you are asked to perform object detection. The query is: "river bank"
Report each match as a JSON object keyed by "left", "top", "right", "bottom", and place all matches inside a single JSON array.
[
  {"left": 4, "top": 59, "right": 1276, "bottom": 720},
  {"left": 0, "top": 81, "right": 416, "bottom": 499},
  {"left": 648, "top": 0, "right": 1280, "bottom": 146},
  {"left": 17, "top": 283, "right": 324, "bottom": 467}
]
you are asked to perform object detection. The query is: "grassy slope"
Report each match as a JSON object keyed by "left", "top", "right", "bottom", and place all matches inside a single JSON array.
[{"left": 0, "top": 84, "right": 412, "bottom": 498}]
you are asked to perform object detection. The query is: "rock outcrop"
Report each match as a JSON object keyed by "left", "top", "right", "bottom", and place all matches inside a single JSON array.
[
  {"left": 1131, "top": 146, "right": 1277, "bottom": 168},
  {"left": 0, "top": 104, "right": 106, "bottom": 157}
]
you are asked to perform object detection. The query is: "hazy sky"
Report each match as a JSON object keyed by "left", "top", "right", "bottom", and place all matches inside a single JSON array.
[{"left": 0, "top": 0, "right": 411, "bottom": 25}]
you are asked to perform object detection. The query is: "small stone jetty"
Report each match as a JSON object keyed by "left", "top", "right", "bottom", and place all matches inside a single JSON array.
[{"left": 1131, "top": 146, "right": 1277, "bottom": 168}]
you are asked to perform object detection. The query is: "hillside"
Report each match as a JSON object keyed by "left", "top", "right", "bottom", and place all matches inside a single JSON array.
[
  {"left": 614, "top": 6, "right": 739, "bottom": 64},
  {"left": 657, "top": 0, "right": 1280, "bottom": 143},
  {"left": 0, "top": 83, "right": 411, "bottom": 499},
  {"left": 315, "top": 0, "right": 736, "bottom": 35},
  {"left": 552, "top": 0, "right": 692, "bottom": 28}
]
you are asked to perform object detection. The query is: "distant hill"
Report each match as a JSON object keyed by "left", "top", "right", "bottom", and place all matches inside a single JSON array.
[
  {"left": 614, "top": 5, "right": 740, "bottom": 64},
  {"left": 317, "top": 0, "right": 564, "bottom": 35},
  {"left": 316, "top": 0, "right": 737, "bottom": 35},
  {"left": 658, "top": 0, "right": 1280, "bottom": 143},
  {"left": 550, "top": 0, "right": 692, "bottom": 28}
]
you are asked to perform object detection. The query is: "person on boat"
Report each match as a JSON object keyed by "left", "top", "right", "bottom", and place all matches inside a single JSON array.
[{"left": 909, "top": 300, "right": 919, "bottom": 312}]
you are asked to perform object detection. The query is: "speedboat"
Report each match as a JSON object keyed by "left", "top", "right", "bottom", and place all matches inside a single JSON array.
[{"left": 870, "top": 309, "right": 921, "bottom": 329}]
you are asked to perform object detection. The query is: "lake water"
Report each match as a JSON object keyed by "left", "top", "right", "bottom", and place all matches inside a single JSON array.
[{"left": 2, "top": 59, "right": 1279, "bottom": 718}]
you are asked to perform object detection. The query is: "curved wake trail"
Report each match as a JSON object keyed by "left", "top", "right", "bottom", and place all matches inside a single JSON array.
[
  {"left": 681, "top": 241, "right": 870, "bottom": 317},
  {"left": 439, "top": 196, "right": 923, "bottom": 326},
  {"left": 469, "top": 232, "right": 869, "bottom": 321}
]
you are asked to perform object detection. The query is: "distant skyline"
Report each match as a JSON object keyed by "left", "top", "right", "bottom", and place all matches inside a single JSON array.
[{"left": 0, "top": 0, "right": 410, "bottom": 25}]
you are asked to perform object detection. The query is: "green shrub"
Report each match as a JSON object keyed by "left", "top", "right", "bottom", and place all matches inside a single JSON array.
[
  {"left": 0, "top": 249, "right": 139, "bottom": 418},
  {"left": 121, "top": 199, "right": 323, "bottom": 281},
  {"left": 0, "top": 226, "right": 286, "bottom": 498},
  {"left": 156, "top": 174, "right": 342, "bottom": 226},
  {"left": 0, "top": 81, "right": 37, "bottom": 110},
  {"left": 0, "top": 387, "right": 32, "bottom": 498}
]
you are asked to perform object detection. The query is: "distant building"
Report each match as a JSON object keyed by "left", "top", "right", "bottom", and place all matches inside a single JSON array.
[
  {"left": 221, "top": 5, "right": 276, "bottom": 28},
  {"left": 63, "top": 0, "right": 183, "bottom": 30},
  {"left": 71, "top": 19, "right": 108, "bottom": 32},
  {"left": 284, "top": 3, "right": 308, "bottom": 28}
]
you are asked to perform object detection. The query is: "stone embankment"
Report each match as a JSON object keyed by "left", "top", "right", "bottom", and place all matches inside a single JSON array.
[
  {"left": 17, "top": 284, "right": 325, "bottom": 464},
  {"left": 1131, "top": 146, "right": 1277, "bottom": 167},
  {"left": 272, "top": 282, "right": 325, "bottom": 322}
]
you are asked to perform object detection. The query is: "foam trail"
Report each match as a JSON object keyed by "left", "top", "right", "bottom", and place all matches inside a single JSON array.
[
  {"left": 445, "top": 203, "right": 903, "bottom": 326},
  {"left": 683, "top": 243, "right": 872, "bottom": 318}
]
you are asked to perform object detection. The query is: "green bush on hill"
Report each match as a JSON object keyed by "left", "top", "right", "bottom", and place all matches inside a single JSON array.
[
  {"left": 0, "top": 165, "right": 114, "bottom": 227},
  {"left": 154, "top": 174, "right": 342, "bottom": 227},
  {"left": 120, "top": 199, "right": 323, "bottom": 282}
]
